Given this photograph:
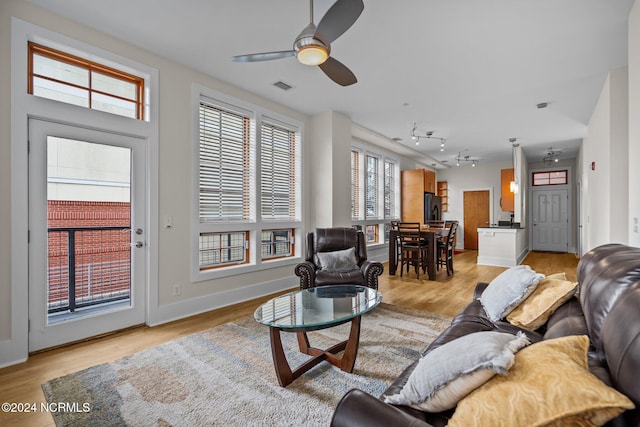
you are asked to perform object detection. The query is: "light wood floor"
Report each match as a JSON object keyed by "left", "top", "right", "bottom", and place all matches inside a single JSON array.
[{"left": 0, "top": 250, "right": 578, "bottom": 427}]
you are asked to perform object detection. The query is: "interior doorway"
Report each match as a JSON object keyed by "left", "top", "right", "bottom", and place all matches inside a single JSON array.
[
  {"left": 463, "top": 190, "right": 490, "bottom": 249},
  {"left": 28, "top": 119, "right": 147, "bottom": 352}
]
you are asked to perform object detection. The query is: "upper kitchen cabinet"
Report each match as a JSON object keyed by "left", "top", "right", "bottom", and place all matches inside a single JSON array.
[
  {"left": 501, "top": 168, "right": 514, "bottom": 212},
  {"left": 401, "top": 168, "right": 436, "bottom": 222}
]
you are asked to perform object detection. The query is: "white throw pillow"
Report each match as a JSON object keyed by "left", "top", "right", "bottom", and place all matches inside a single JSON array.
[
  {"left": 480, "top": 265, "right": 544, "bottom": 322},
  {"left": 384, "top": 331, "right": 531, "bottom": 412}
]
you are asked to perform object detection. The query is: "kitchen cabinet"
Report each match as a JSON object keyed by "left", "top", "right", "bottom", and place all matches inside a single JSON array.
[
  {"left": 501, "top": 168, "right": 514, "bottom": 212},
  {"left": 401, "top": 168, "right": 436, "bottom": 222}
]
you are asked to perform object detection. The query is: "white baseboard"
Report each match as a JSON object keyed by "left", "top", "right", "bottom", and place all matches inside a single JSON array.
[
  {"left": 147, "top": 276, "right": 298, "bottom": 327},
  {"left": 477, "top": 256, "right": 519, "bottom": 267},
  {"left": 0, "top": 339, "right": 28, "bottom": 369}
]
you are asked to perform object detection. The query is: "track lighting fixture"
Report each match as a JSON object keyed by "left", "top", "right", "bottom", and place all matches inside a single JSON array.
[
  {"left": 455, "top": 151, "right": 479, "bottom": 167},
  {"left": 410, "top": 123, "right": 446, "bottom": 150},
  {"left": 543, "top": 148, "right": 560, "bottom": 164}
]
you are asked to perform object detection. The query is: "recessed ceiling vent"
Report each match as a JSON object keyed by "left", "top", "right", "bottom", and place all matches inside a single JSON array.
[{"left": 273, "top": 81, "right": 293, "bottom": 91}]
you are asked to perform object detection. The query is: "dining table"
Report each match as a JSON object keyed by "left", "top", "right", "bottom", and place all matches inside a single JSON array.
[{"left": 388, "top": 225, "right": 449, "bottom": 280}]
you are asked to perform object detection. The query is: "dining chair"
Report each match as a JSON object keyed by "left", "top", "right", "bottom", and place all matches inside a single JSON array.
[
  {"left": 397, "top": 222, "right": 428, "bottom": 279},
  {"left": 437, "top": 221, "right": 458, "bottom": 276}
]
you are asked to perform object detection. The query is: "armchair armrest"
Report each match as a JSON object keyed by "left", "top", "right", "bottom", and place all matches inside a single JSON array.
[
  {"left": 294, "top": 261, "right": 316, "bottom": 289},
  {"left": 360, "top": 260, "right": 384, "bottom": 290},
  {"left": 330, "top": 389, "right": 434, "bottom": 427}
]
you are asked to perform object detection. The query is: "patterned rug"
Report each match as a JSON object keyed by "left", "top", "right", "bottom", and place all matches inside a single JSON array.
[{"left": 42, "top": 303, "right": 451, "bottom": 427}]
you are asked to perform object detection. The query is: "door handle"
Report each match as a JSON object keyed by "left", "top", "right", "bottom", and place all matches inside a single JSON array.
[{"left": 132, "top": 241, "right": 144, "bottom": 248}]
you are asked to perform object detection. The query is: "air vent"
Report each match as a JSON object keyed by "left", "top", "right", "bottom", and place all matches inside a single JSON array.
[
  {"left": 273, "top": 81, "right": 293, "bottom": 91},
  {"left": 392, "top": 137, "right": 402, "bottom": 142}
]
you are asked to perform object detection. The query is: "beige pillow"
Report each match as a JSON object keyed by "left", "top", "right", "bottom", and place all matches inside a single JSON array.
[
  {"left": 546, "top": 272, "right": 567, "bottom": 280},
  {"left": 506, "top": 276, "right": 577, "bottom": 331},
  {"left": 447, "top": 335, "right": 635, "bottom": 427}
]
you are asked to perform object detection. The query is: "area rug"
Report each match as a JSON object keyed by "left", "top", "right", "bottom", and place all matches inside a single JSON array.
[{"left": 42, "top": 303, "right": 451, "bottom": 427}]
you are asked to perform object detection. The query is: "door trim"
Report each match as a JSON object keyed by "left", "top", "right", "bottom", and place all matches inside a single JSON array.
[
  {"left": 7, "top": 18, "right": 159, "bottom": 367},
  {"left": 461, "top": 187, "right": 494, "bottom": 249},
  {"left": 528, "top": 166, "right": 574, "bottom": 253},
  {"left": 28, "top": 119, "right": 148, "bottom": 351}
]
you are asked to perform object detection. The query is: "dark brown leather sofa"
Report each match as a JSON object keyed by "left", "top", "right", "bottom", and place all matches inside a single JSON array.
[
  {"left": 294, "top": 227, "right": 384, "bottom": 290},
  {"left": 330, "top": 243, "right": 640, "bottom": 427}
]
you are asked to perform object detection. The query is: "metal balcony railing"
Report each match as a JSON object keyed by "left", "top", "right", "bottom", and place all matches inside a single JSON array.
[{"left": 47, "top": 226, "right": 131, "bottom": 314}]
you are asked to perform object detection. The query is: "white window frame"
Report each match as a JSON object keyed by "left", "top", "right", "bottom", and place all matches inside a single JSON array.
[
  {"left": 192, "top": 85, "right": 303, "bottom": 282},
  {"left": 351, "top": 143, "right": 400, "bottom": 246}
]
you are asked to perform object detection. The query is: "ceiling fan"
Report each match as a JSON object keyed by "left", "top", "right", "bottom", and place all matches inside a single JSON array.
[{"left": 232, "top": 0, "right": 364, "bottom": 86}]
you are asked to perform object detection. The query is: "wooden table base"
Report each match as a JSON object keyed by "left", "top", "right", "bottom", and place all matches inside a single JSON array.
[{"left": 268, "top": 316, "right": 362, "bottom": 387}]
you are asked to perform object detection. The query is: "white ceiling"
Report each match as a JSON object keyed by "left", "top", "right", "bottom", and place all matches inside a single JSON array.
[{"left": 31, "top": 0, "right": 635, "bottom": 167}]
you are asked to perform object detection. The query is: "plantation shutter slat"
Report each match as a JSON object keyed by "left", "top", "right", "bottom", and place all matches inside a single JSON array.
[{"left": 199, "top": 102, "right": 250, "bottom": 221}]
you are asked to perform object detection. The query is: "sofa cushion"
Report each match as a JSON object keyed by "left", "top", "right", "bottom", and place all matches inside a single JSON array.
[
  {"left": 506, "top": 276, "right": 577, "bottom": 331},
  {"left": 315, "top": 247, "right": 359, "bottom": 273},
  {"left": 383, "top": 331, "right": 530, "bottom": 412},
  {"left": 447, "top": 335, "right": 635, "bottom": 427},
  {"left": 480, "top": 265, "right": 544, "bottom": 322}
]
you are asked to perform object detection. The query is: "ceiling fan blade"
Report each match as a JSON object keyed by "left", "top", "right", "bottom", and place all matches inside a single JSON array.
[
  {"left": 315, "top": 0, "right": 364, "bottom": 45},
  {"left": 319, "top": 57, "right": 357, "bottom": 86},
  {"left": 232, "top": 50, "right": 295, "bottom": 62}
]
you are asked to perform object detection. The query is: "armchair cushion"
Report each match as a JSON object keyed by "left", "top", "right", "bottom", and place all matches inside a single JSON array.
[{"left": 315, "top": 247, "right": 359, "bottom": 273}]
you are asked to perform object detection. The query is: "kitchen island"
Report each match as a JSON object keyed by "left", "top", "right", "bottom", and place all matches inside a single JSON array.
[{"left": 477, "top": 225, "right": 528, "bottom": 267}]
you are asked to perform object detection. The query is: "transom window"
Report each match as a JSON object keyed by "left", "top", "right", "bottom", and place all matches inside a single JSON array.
[
  {"left": 28, "top": 42, "right": 145, "bottom": 120},
  {"left": 532, "top": 170, "right": 568, "bottom": 186}
]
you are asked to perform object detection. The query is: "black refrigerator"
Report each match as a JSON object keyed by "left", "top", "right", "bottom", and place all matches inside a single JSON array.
[{"left": 424, "top": 192, "right": 442, "bottom": 222}]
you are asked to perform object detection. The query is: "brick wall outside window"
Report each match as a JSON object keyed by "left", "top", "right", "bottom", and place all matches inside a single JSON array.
[{"left": 47, "top": 201, "right": 131, "bottom": 309}]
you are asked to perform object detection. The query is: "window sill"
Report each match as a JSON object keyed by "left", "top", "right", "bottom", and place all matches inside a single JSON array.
[{"left": 193, "top": 255, "right": 303, "bottom": 283}]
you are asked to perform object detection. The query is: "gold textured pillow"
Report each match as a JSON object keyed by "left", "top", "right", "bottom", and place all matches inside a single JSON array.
[
  {"left": 447, "top": 336, "right": 635, "bottom": 427},
  {"left": 506, "top": 276, "right": 577, "bottom": 330}
]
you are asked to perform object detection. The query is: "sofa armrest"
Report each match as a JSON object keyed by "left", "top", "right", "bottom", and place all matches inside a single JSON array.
[
  {"left": 330, "top": 389, "right": 434, "bottom": 427},
  {"left": 360, "top": 260, "right": 384, "bottom": 290},
  {"left": 473, "top": 282, "right": 489, "bottom": 299},
  {"left": 294, "top": 261, "right": 316, "bottom": 289}
]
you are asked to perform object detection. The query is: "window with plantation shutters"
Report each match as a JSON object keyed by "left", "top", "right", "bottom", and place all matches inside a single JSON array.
[
  {"left": 351, "top": 150, "right": 361, "bottom": 219},
  {"left": 194, "top": 89, "right": 303, "bottom": 279},
  {"left": 351, "top": 145, "right": 399, "bottom": 246},
  {"left": 384, "top": 160, "right": 396, "bottom": 218},
  {"left": 261, "top": 121, "right": 297, "bottom": 220},
  {"left": 366, "top": 155, "right": 379, "bottom": 219},
  {"left": 198, "top": 102, "right": 251, "bottom": 222}
]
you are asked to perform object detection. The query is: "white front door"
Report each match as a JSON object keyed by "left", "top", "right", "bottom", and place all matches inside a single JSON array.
[
  {"left": 28, "top": 119, "right": 147, "bottom": 351},
  {"left": 532, "top": 188, "right": 569, "bottom": 252}
]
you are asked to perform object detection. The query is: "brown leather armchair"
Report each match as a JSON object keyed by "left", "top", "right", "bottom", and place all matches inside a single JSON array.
[{"left": 294, "top": 227, "right": 384, "bottom": 290}]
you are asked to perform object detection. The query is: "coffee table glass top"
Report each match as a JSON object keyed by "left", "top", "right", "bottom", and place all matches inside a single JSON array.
[{"left": 254, "top": 285, "right": 382, "bottom": 331}]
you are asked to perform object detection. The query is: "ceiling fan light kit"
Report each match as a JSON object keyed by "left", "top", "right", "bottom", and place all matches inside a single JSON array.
[
  {"left": 232, "top": 0, "right": 363, "bottom": 86},
  {"left": 296, "top": 45, "right": 329, "bottom": 66}
]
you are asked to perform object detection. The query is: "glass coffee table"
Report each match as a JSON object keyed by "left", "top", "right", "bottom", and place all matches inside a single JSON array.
[{"left": 254, "top": 284, "right": 382, "bottom": 387}]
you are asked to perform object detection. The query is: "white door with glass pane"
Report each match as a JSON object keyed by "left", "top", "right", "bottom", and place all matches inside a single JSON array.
[
  {"left": 28, "top": 119, "right": 146, "bottom": 351},
  {"left": 532, "top": 188, "right": 569, "bottom": 252}
]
